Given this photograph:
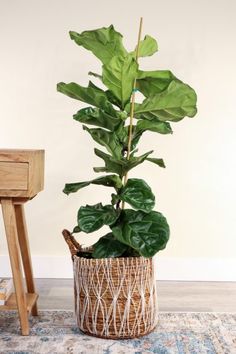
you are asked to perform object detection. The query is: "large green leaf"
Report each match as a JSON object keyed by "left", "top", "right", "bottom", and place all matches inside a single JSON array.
[
  {"left": 69, "top": 25, "right": 127, "bottom": 65},
  {"left": 92, "top": 233, "right": 128, "bottom": 258},
  {"left": 83, "top": 125, "right": 123, "bottom": 158},
  {"left": 105, "top": 90, "right": 123, "bottom": 109},
  {"left": 63, "top": 175, "right": 123, "bottom": 195},
  {"left": 116, "top": 125, "right": 143, "bottom": 152},
  {"left": 102, "top": 54, "right": 138, "bottom": 108},
  {"left": 136, "top": 70, "right": 177, "bottom": 97},
  {"left": 57, "top": 82, "right": 116, "bottom": 116},
  {"left": 136, "top": 119, "right": 173, "bottom": 135},
  {"left": 94, "top": 149, "right": 123, "bottom": 176},
  {"left": 131, "top": 81, "right": 197, "bottom": 122},
  {"left": 104, "top": 124, "right": 140, "bottom": 154},
  {"left": 88, "top": 71, "right": 124, "bottom": 109},
  {"left": 73, "top": 107, "right": 123, "bottom": 131},
  {"left": 94, "top": 148, "right": 153, "bottom": 177},
  {"left": 112, "top": 209, "right": 170, "bottom": 257},
  {"left": 88, "top": 72, "right": 123, "bottom": 109},
  {"left": 78, "top": 203, "right": 119, "bottom": 233},
  {"left": 131, "top": 35, "right": 158, "bottom": 58},
  {"left": 119, "top": 121, "right": 171, "bottom": 154},
  {"left": 87, "top": 80, "right": 104, "bottom": 92},
  {"left": 125, "top": 151, "right": 154, "bottom": 173},
  {"left": 116, "top": 121, "right": 171, "bottom": 157},
  {"left": 119, "top": 178, "right": 155, "bottom": 212}
]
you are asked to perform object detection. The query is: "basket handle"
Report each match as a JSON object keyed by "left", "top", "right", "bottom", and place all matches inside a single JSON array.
[{"left": 62, "top": 229, "right": 81, "bottom": 257}]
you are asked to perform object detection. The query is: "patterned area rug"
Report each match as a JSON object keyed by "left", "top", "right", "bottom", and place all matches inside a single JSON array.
[{"left": 0, "top": 311, "right": 235, "bottom": 354}]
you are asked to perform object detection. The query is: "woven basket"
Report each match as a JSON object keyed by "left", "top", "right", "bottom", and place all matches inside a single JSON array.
[{"left": 63, "top": 230, "right": 158, "bottom": 339}]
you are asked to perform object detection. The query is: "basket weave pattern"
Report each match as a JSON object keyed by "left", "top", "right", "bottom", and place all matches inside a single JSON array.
[{"left": 73, "top": 256, "right": 158, "bottom": 339}]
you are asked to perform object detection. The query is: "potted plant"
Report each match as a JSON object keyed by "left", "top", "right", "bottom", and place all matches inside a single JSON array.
[{"left": 57, "top": 21, "right": 197, "bottom": 339}]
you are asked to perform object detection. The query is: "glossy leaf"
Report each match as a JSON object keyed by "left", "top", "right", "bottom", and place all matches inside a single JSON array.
[
  {"left": 132, "top": 35, "right": 158, "bottom": 57},
  {"left": 94, "top": 148, "right": 153, "bottom": 177},
  {"left": 78, "top": 203, "right": 119, "bottom": 233},
  {"left": 73, "top": 107, "right": 123, "bottom": 131},
  {"left": 83, "top": 125, "right": 123, "bottom": 158},
  {"left": 146, "top": 157, "right": 165, "bottom": 168},
  {"left": 111, "top": 193, "right": 120, "bottom": 205},
  {"left": 117, "top": 125, "right": 143, "bottom": 152},
  {"left": 119, "top": 178, "right": 155, "bottom": 212},
  {"left": 130, "top": 130, "right": 143, "bottom": 150},
  {"left": 92, "top": 233, "right": 128, "bottom": 258},
  {"left": 94, "top": 149, "right": 123, "bottom": 175},
  {"left": 112, "top": 209, "right": 170, "bottom": 257},
  {"left": 105, "top": 90, "right": 123, "bottom": 109},
  {"left": 57, "top": 82, "right": 116, "bottom": 116},
  {"left": 136, "top": 119, "right": 173, "bottom": 135},
  {"left": 88, "top": 80, "right": 104, "bottom": 92},
  {"left": 102, "top": 54, "right": 138, "bottom": 108},
  {"left": 132, "top": 81, "right": 197, "bottom": 122},
  {"left": 125, "top": 151, "right": 154, "bottom": 173},
  {"left": 63, "top": 175, "right": 123, "bottom": 195},
  {"left": 87, "top": 83, "right": 125, "bottom": 115},
  {"left": 123, "top": 122, "right": 170, "bottom": 153},
  {"left": 136, "top": 70, "right": 176, "bottom": 97},
  {"left": 88, "top": 72, "right": 123, "bottom": 109},
  {"left": 69, "top": 25, "right": 127, "bottom": 64}
]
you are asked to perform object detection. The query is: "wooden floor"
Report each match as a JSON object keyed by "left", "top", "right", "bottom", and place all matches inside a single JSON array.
[{"left": 35, "top": 279, "right": 236, "bottom": 312}]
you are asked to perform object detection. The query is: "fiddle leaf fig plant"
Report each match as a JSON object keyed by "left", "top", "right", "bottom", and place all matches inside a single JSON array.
[{"left": 57, "top": 24, "right": 197, "bottom": 259}]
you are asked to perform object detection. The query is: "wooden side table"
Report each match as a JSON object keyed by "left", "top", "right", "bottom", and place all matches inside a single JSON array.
[{"left": 0, "top": 149, "right": 44, "bottom": 335}]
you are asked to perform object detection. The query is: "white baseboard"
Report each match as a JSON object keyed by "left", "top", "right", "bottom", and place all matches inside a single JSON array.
[
  {"left": 154, "top": 257, "right": 236, "bottom": 281},
  {"left": 0, "top": 255, "right": 236, "bottom": 281}
]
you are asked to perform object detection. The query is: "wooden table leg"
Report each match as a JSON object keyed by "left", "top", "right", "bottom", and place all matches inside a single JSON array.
[
  {"left": 1, "top": 198, "right": 29, "bottom": 336},
  {"left": 15, "top": 204, "right": 38, "bottom": 316}
]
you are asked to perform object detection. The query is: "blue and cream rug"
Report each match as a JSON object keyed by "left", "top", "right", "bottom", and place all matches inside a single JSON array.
[{"left": 0, "top": 311, "right": 235, "bottom": 354}]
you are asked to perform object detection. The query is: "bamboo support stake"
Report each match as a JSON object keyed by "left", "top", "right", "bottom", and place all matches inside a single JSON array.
[{"left": 122, "top": 17, "right": 143, "bottom": 209}]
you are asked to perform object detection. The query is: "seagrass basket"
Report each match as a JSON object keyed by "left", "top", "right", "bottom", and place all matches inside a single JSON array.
[{"left": 63, "top": 230, "right": 158, "bottom": 339}]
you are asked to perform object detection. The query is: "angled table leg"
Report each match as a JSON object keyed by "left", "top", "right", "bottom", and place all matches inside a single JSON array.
[
  {"left": 15, "top": 204, "right": 38, "bottom": 316},
  {"left": 1, "top": 198, "right": 29, "bottom": 335}
]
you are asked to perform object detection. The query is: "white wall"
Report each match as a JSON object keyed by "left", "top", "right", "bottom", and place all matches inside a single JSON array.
[{"left": 0, "top": 0, "right": 236, "bottom": 280}]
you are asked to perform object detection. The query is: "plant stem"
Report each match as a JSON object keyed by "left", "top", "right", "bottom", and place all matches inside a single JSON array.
[{"left": 121, "top": 17, "right": 143, "bottom": 209}]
